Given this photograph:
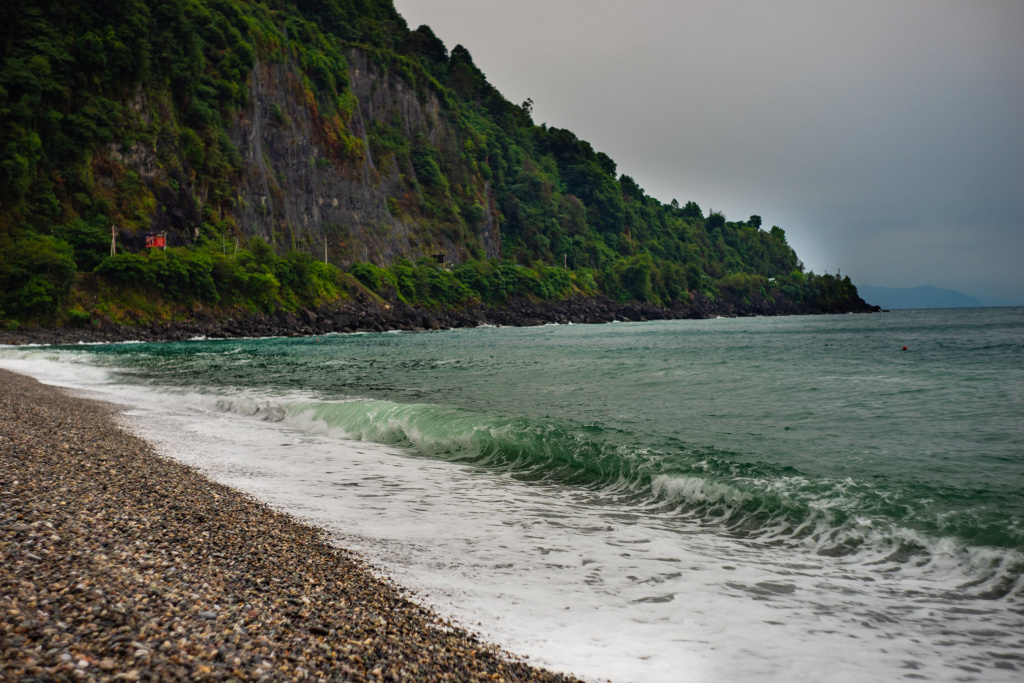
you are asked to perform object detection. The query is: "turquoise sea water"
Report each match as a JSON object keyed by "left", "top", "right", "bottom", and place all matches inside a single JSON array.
[
  {"left": 87, "top": 308, "right": 1024, "bottom": 569},
  {"left": 4, "top": 307, "right": 1023, "bottom": 681}
]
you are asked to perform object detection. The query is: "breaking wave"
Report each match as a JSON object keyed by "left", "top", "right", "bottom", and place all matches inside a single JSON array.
[{"left": 206, "top": 393, "right": 1024, "bottom": 598}]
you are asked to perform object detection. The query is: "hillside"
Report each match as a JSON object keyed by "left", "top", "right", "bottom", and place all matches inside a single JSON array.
[{"left": 0, "top": 0, "right": 873, "bottom": 329}]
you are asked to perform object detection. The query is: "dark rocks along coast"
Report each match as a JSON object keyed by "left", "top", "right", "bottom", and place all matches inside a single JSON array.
[{"left": 1, "top": 292, "right": 879, "bottom": 346}]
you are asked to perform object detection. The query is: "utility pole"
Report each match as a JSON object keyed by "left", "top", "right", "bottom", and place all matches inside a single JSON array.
[
  {"left": 564, "top": 252, "right": 567, "bottom": 270},
  {"left": 324, "top": 236, "right": 328, "bottom": 265},
  {"left": 110, "top": 226, "right": 116, "bottom": 256}
]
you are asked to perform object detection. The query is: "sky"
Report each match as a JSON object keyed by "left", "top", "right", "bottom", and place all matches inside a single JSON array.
[{"left": 392, "top": 0, "right": 1024, "bottom": 302}]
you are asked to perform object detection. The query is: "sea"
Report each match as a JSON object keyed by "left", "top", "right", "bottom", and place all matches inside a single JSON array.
[{"left": 2, "top": 307, "right": 1022, "bottom": 682}]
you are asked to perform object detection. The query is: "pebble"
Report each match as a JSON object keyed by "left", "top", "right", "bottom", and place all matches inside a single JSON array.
[{"left": 0, "top": 369, "right": 579, "bottom": 681}]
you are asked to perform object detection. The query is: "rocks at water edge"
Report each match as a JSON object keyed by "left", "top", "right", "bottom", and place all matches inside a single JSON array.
[
  {"left": 0, "top": 290, "right": 879, "bottom": 346},
  {"left": 2, "top": 286, "right": 880, "bottom": 348}
]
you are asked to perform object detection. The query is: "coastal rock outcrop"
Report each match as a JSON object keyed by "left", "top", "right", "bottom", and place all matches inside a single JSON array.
[{"left": 0, "top": 293, "right": 880, "bottom": 346}]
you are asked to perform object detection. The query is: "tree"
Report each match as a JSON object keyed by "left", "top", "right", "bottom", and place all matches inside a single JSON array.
[
  {"left": 0, "top": 235, "right": 77, "bottom": 321},
  {"left": 706, "top": 211, "right": 726, "bottom": 231},
  {"left": 404, "top": 25, "right": 448, "bottom": 64}
]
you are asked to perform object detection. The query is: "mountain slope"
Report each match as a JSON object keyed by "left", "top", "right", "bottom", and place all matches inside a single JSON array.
[{"left": 0, "top": 0, "right": 872, "bottom": 325}]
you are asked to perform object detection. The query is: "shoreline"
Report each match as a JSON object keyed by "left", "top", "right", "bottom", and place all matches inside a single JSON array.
[
  {"left": 0, "top": 369, "right": 579, "bottom": 682},
  {"left": 1, "top": 293, "right": 880, "bottom": 346}
]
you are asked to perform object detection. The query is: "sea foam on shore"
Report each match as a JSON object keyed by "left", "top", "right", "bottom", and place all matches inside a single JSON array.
[{"left": 0, "top": 368, "right": 576, "bottom": 682}]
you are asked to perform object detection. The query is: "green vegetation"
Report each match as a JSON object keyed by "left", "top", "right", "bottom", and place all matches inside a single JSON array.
[
  {"left": 350, "top": 258, "right": 582, "bottom": 308},
  {"left": 0, "top": 234, "right": 76, "bottom": 320},
  {"left": 0, "top": 0, "right": 864, "bottom": 326},
  {"left": 89, "top": 238, "right": 344, "bottom": 321}
]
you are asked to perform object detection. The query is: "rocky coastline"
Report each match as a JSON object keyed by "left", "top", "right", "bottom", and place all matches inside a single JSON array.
[
  {"left": 1, "top": 293, "right": 880, "bottom": 346},
  {"left": 0, "top": 369, "right": 578, "bottom": 682}
]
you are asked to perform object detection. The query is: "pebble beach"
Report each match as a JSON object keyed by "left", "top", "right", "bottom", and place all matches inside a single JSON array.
[{"left": 0, "top": 369, "right": 579, "bottom": 683}]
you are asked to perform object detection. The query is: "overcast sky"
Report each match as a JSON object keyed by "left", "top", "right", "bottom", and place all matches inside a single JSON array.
[{"left": 392, "top": 0, "right": 1024, "bottom": 302}]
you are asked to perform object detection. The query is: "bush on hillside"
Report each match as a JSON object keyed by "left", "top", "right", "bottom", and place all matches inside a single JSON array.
[{"left": 0, "top": 235, "right": 77, "bottom": 321}]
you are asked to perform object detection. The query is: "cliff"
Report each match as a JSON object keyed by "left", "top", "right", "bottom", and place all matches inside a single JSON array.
[
  {"left": 0, "top": 0, "right": 873, "bottom": 326},
  {"left": 229, "top": 50, "right": 501, "bottom": 267}
]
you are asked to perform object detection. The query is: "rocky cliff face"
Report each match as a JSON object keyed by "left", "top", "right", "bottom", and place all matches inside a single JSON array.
[{"left": 228, "top": 51, "right": 501, "bottom": 267}]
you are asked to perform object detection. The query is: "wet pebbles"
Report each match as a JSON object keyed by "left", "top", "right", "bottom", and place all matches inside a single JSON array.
[{"left": 0, "top": 370, "right": 579, "bottom": 682}]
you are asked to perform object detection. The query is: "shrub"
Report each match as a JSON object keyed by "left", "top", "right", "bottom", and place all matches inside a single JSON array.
[
  {"left": 411, "top": 144, "right": 448, "bottom": 193},
  {"left": 95, "top": 252, "right": 154, "bottom": 287},
  {"left": 350, "top": 261, "right": 397, "bottom": 294},
  {"left": 605, "top": 254, "right": 656, "bottom": 303},
  {"left": 151, "top": 249, "right": 218, "bottom": 303},
  {"left": 571, "top": 268, "right": 598, "bottom": 297},
  {"left": 414, "top": 261, "right": 471, "bottom": 306},
  {"left": 537, "top": 266, "right": 572, "bottom": 299},
  {"left": 273, "top": 250, "right": 341, "bottom": 307},
  {"left": 453, "top": 260, "right": 493, "bottom": 301},
  {"left": 716, "top": 272, "right": 767, "bottom": 303},
  {"left": 53, "top": 217, "right": 111, "bottom": 272},
  {"left": 66, "top": 307, "right": 91, "bottom": 327},
  {"left": 0, "top": 235, "right": 77, "bottom": 321}
]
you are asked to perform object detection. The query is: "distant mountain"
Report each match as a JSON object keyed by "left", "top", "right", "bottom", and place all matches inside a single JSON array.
[{"left": 858, "top": 285, "right": 986, "bottom": 309}]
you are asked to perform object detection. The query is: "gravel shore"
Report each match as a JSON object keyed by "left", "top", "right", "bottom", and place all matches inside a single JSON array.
[{"left": 0, "top": 369, "right": 579, "bottom": 682}]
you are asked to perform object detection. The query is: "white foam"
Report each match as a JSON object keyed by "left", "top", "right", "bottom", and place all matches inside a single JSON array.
[{"left": 3, "top": 349, "right": 1022, "bottom": 682}]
